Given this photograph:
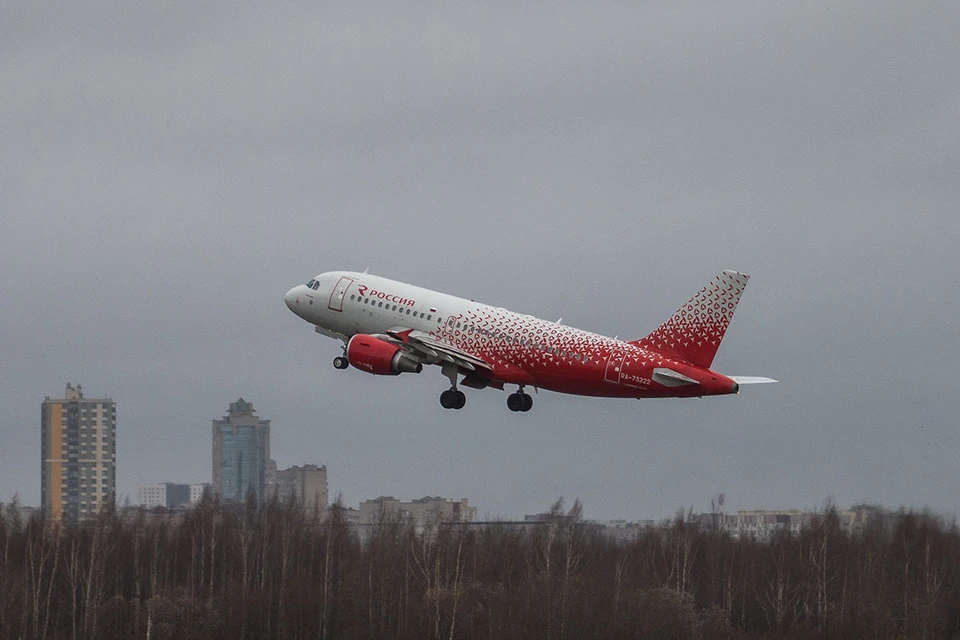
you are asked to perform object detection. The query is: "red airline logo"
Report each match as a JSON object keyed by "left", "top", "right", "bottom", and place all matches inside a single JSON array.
[{"left": 356, "top": 284, "right": 416, "bottom": 307}]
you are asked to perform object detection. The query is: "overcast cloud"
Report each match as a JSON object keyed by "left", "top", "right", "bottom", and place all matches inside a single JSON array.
[{"left": 2, "top": 0, "right": 959, "bottom": 520}]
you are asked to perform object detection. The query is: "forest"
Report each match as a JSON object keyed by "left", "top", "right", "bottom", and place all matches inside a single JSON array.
[{"left": 1, "top": 496, "right": 959, "bottom": 640}]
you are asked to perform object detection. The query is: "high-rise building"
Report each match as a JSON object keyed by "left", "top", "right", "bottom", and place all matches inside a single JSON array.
[
  {"left": 212, "top": 398, "right": 270, "bottom": 504},
  {"left": 274, "top": 464, "right": 328, "bottom": 514},
  {"left": 41, "top": 383, "right": 116, "bottom": 523}
]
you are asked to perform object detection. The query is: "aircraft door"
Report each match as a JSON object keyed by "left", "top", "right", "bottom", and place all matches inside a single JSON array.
[
  {"left": 604, "top": 351, "right": 625, "bottom": 384},
  {"left": 328, "top": 276, "right": 355, "bottom": 312}
]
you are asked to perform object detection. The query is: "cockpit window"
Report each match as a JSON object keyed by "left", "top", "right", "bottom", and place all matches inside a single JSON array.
[
  {"left": 312, "top": 282, "right": 320, "bottom": 290},
  {"left": 306, "top": 279, "right": 316, "bottom": 288}
]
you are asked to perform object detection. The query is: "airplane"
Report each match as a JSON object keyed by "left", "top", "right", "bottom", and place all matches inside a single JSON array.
[{"left": 284, "top": 270, "right": 776, "bottom": 411}]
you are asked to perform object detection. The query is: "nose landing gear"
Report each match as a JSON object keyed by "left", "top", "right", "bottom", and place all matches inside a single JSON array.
[{"left": 507, "top": 387, "right": 533, "bottom": 412}]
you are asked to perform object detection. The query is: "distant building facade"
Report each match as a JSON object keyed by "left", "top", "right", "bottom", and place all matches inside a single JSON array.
[
  {"left": 137, "top": 482, "right": 210, "bottom": 508},
  {"left": 41, "top": 384, "right": 116, "bottom": 523},
  {"left": 212, "top": 398, "right": 270, "bottom": 504},
  {"left": 1, "top": 504, "right": 38, "bottom": 525},
  {"left": 732, "top": 509, "right": 806, "bottom": 538},
  {"left": 137, "top": 483, "right": 190, "bottom": 508},
  {"left": 597, "top": 519, "right": 660, "bottom": 542},
  {"left": 360, "top": 496, "right": 476, "bottom": 528},
  {"left": 189, "top": 483, "right": 210, "bottom": 504},
  {"left": 691, "top": 505, "right": 891, "bottom": 540},
  {"left": 274, "top": 464, "right": 328, "bottom": 514}
]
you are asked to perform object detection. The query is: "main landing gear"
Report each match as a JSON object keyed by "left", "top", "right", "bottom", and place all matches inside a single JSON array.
[
  {"left": 439, "top": 361, "right": 466, "bottom": 410},
  {"left": 440, "top": 388, "right": 466, "bottom": 410},
  {"left": 507, "top": 387, "right": 533, "bottom": 412},
  {"left": 333, "top": 356, "right": 349, "bottom": 369}
]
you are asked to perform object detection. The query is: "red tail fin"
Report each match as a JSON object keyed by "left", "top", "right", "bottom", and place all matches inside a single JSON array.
[{"left": 629, "top": 270, "right": 750, "bottom": 368}]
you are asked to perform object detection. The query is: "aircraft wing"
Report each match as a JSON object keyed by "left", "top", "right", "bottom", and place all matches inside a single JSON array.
[{"left": 382, "top": 327, "right": 492, "bottom": 373}]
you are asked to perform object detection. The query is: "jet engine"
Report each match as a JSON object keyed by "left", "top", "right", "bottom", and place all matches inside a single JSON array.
[{"left": 346, "top": 334, "right": 423, "bottom": 375}]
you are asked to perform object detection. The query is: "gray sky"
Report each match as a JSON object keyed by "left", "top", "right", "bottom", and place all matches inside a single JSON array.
[{"left": 2, "top": 0, "right": 959, "bottom": 520}]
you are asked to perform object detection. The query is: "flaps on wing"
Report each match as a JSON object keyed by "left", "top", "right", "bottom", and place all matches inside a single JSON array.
[
  {"left": 461, "top": 372, "right": 504, "bottom": 390},
  {"left": 385, "top": 327, "right": 415, "bottom": 343},
  {"left": 652, "top": 367, "right": 699, "bottom": 387},
  {"left": 316, "top": 325, "right": 349, "bottom": 342},
  {"left": 381, "top": 327, "right": 492, "bottom": 373}
]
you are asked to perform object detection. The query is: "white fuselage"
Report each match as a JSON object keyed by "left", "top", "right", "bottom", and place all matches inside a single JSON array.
[
  {"left": 285, "top": 269, "right": 767, "bottom": 407},
  {"left": 284, "top": 271, "right": 728, "bottom": 398}
]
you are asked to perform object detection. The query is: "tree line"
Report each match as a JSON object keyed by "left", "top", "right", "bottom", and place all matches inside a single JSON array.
[{"left": 1, "top": 496, "right": 959, "bottom": 640}]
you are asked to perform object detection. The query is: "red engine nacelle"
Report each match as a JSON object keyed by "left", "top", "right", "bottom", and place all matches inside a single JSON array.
[{"left": 346, "top": 334, "right": 423, "bottom": 375}]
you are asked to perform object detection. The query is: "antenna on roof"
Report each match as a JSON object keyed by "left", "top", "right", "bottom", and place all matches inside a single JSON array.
[
  {"left": 362, "top": 267, "right": 369, "bottom": 274},
  {"left": 556, "top": 317, "right": 562, "bottom": 325}
]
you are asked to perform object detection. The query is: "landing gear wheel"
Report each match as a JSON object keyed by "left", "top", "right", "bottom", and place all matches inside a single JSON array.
[
  {"left": 333, "top": 356, "right": 349, "bottom": 369},
  {"left": 440, "top": 389, "right": 466, "bottom": 410},
  {"left": 508, "top": 391, "right": 533, "bottom": 412}
]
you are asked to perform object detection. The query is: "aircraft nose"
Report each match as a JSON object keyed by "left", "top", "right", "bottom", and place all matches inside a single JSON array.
[{"left": 284, "top": 286, "right": 300, "bottom": 312}]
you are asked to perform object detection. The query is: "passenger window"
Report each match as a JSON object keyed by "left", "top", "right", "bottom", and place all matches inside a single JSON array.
[
  {"left": 350, "top": 294, "right": 355, "bottom": 300},
  {"left": 406, "top": 309, "right": 411, "bottom": 315},
  {"left": 456, "top": 322, "right": 461, "bottom": 329},
  {"left": 426, "top": 314, "right": 431, "bottom": 320},
  {"left": 364, "top": 298, "right": 369, "bottom": 305},
  {"left": 392, "top": 305, "right": 397, "bottom": 311},
  {"left": 378, "top": 301, "right": 383, "bottom": 307}
]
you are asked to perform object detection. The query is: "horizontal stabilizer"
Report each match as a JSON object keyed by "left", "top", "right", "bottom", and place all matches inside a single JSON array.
[
  {"left": 652, "top": 368, "right": 699, "bottom": 387},
  {"left": 728, "top": 376, "right": 779, "bottom": 384}
]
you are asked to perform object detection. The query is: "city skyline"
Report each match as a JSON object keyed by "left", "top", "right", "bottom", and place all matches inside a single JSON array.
[{"left": 10, "top": 377, "right": 960, "bottom": 522}]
